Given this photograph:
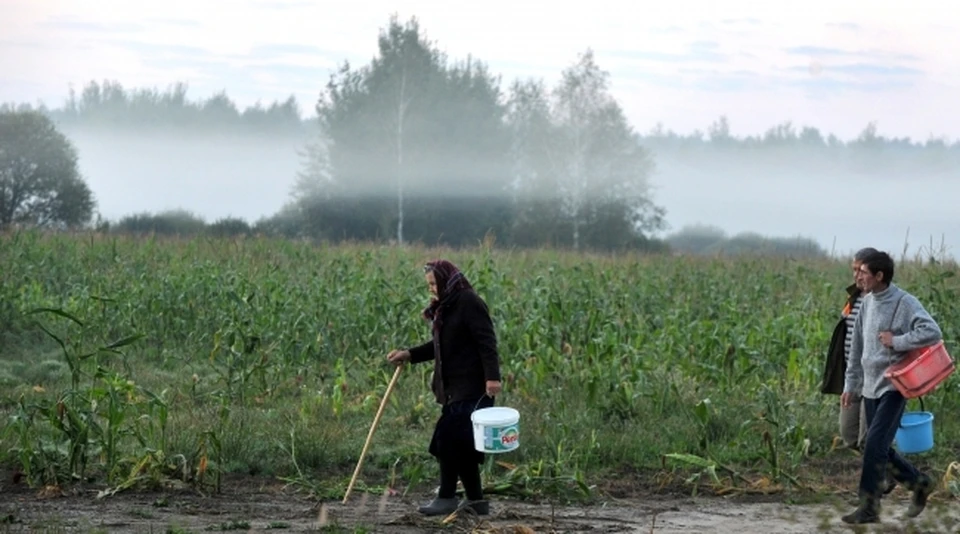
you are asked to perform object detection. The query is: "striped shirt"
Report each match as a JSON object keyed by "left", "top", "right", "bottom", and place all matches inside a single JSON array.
[{"left": 843, "top": 295, "right": 864, "bottom": 362}]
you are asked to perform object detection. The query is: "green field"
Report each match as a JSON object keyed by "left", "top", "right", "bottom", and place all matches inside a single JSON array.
[{"left": 1, "top": 231, "right": 958, "bottom": 502}]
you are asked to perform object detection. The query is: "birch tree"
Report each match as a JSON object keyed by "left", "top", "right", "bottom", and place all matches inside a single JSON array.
[
  {"left": 298, "top": 16, "right": 511, "bottom": 245},
  {"left": 541, "top": 50, "right": 663, "bottom": 249}
]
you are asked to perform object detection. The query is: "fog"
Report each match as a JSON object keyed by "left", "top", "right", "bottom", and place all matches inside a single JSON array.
[
  {"left": 66, "top": 129, "right": 307, "bottom": 225},
  {"left": 652, "top": 155, "right": 959, "bottom": 260},
  {"left": 66, "top": 127, "right": 958, "bottom": 260}
]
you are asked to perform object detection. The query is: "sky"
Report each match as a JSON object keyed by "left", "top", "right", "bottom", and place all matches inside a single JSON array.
[{"left": 2, "top": 0, "right": 959, "bottom": 142}]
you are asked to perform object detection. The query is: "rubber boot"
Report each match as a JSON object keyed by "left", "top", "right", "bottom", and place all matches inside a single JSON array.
[
  {"left": 417, "top": 497, "right": 459, "bottom": 516},
  {"left": 841, "top": 495, "right": 880, "bottom": 524},
  {"left": 905, "top": 476, "right": 934, "bottom": 518}
]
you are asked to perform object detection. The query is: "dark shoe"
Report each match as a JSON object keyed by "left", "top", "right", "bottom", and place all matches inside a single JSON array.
[
  {"left": 417, "top": 497, "right": 459, "bottom": 516},
  {"left": 459, "top": 500, "right": 490, "bottom": 516},
  {"left": 841, "top": 498, "right": 880, "bottom": 525},
  {"left": 905, "top": 477, "right": 934, "bottom": 518},
  {"left": 841, "top": 507, "right": 880, "bottom": 524}
]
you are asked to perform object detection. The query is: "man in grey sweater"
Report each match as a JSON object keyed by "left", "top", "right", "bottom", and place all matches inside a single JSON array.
[{"left": 841, "top": 251, "right": 942, "bottom": 524}]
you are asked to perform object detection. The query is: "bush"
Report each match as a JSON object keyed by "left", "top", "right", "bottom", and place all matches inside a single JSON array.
[
  {"left": 208, "top": 217, "right": 251, "bottom": 238},
  {"left": 113, "top": 209, "right": 207, "bottom": 235}
]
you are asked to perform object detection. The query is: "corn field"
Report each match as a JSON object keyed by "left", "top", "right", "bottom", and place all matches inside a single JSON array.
[{"left": 1, "top": 231, "right": 958, "bottom": 500}]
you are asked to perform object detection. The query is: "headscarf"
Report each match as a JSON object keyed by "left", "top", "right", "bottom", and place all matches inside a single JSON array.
[
  {"left": 422, "top": 259, "right": 473, "bottom": 331},
  {"left": 421, "top": 259, "right": 474, "bottom": 403}
]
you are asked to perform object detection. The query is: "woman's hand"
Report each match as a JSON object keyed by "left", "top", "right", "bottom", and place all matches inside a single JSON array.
[
  {"left": 485, "top": 380, "right": 501, "bottom": 397},
  {"left": 387, "top": 349, "right": 410, "bottom": 366}
]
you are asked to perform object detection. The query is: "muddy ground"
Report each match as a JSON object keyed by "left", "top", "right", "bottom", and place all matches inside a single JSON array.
[{"left": 2, "top": 472, "right": 958, "bottom": 534}]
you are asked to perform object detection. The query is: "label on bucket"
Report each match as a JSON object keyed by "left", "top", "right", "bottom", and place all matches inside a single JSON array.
[{"left": 484, "top": 423, "right": 519, "bottom": 452}]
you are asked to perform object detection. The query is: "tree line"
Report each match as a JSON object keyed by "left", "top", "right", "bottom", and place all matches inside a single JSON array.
[
  {"left": 95, "top": 209, "right": 828, "bottom": 258},
  {"left": 17, "top": 83, "right": 959, "bottom": 153},
  {"left": 14, "top": 82, "right": 311, "bottom": 137}
]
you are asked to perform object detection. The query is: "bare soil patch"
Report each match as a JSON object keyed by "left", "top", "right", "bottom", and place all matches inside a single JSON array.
[{"left": 2, "top": 472, "right": 958, "bottom": 533}]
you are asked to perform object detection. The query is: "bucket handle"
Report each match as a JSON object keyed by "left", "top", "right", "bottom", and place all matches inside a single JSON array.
[
  {"left": 899, "top": 396, "right": 925, "bottom": 429},
  {"left": 472, "top": 393, "right": 495, "bottom": 412}
]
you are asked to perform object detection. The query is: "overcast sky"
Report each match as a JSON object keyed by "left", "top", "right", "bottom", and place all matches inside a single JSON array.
[{"left": 2, "top": 0, "right": 958, "bottom": 141}]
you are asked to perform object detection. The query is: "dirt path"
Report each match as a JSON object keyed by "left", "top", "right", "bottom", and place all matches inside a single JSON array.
[{"left": 3, "top": 478, "right": 958, "bottom": 534}]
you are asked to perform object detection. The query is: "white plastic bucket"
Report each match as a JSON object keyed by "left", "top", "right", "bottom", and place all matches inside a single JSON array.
[{"left": 471, "top": 407, "right": 520, "bottom": 453}]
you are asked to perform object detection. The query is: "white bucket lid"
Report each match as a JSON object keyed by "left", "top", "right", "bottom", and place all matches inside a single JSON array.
[{"left": 471, "top": 407, "right": 519, "bottom": 425}]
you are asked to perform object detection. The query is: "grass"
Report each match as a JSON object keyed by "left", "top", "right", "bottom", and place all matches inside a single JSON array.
[{"left": 0, "top": 229, "right": 958, "bottom": 503}]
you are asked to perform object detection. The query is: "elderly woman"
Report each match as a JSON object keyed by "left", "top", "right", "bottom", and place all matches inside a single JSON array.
[{"left": 387, "top": 259, "right": 502, "bottom": 517}]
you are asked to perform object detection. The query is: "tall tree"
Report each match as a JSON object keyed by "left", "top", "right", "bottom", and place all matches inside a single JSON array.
[
  {"left": 0, "top": 107, "right": 96, "bottom": 229},
  {"left": 300, "top": 15, "right": 512, "bottom": 245},
  {"left": 514, "top": 50, "right": 663, "bottom": 250},
  {"left": 707, "top": 116, "right": 733, "bottom": 146},
  {"left": 370, "top": 18, "right": 443, "bottom": 244},
  {"left": 504, "top": 79, "right": 565, "bottom": 246},
  {"left": 505, "top": 79, "right": 553, "bottom": 199},
  {"left": 308, "top": 16, "right": 445, "bottom": 243}
]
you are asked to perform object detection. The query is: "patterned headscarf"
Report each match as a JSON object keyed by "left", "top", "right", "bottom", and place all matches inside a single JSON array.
[{"left": 422, "top": 259, "right": 474, "bottom": 329}]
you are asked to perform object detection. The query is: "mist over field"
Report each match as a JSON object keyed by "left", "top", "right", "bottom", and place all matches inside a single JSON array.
[
  {"left": 651, "top": 153, "right": 959, "bottom": 259},
  {"left": 61, "top": 127, "right": 310, "bottom": 225},
  {"left": 60, "top": 123, "right": 959, "bottom": 259}
]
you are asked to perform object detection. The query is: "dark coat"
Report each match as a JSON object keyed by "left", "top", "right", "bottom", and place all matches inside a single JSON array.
[
  {"left": 408, "top": 290, "right": 501, "bottom": 404},
  {"left": 821, "top": 283, "right": 861, "bottom": 395}
]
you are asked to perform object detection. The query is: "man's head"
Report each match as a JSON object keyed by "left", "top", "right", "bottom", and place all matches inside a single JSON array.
[
  {"left": 857, "top": 251, "right": 895, "bottom": 293},
  {"left": 852, "top": 247, "right": 879, "bottom": 286}
]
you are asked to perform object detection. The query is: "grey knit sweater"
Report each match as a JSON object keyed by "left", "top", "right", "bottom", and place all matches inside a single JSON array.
[{"left": 843, "top": 283, "right": 943, "bottom": 399}]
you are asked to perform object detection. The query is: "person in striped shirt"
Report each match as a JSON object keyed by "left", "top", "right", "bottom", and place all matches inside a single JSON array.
[{"left": 839, "top": 247, "right": 878, "bottom": 449}]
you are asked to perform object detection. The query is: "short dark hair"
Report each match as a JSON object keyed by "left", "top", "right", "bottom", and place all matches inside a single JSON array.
[
  {"left": 862, "top": 251, "right": 895, "bottom": 284},
  {"left": 854, "top": 247, "right": 879, "bottom": 262}
]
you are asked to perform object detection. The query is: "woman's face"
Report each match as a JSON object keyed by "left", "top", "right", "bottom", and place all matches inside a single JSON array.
[
  {"left": 425, "top": 271, "right": 438, "bottom": 297},
  {"left": 852, "top": 260, "right": 864, "bottom": 287}
]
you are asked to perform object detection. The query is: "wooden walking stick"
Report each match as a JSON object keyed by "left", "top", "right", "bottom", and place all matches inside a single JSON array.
[{"left": 342, "top": 364, "right": 403, "bottom": 503}]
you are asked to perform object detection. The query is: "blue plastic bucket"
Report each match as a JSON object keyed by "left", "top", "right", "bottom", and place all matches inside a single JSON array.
[{"left": 895, "top": 411, "right": 934, "bottom": 454}]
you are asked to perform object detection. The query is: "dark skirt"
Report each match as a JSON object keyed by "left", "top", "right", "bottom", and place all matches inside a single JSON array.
[{"left": 429, "top": 396, "right": 494, "bottom": 464}]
